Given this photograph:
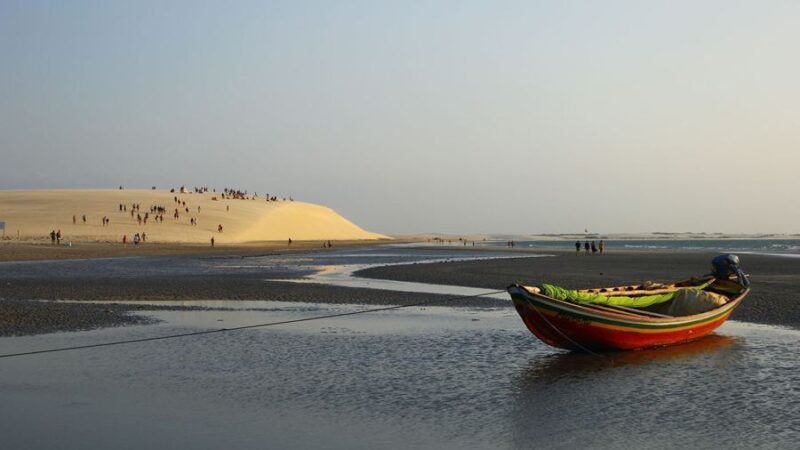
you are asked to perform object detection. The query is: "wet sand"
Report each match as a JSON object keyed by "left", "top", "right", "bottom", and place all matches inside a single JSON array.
[
  {"left": 358, "top": 249, "right": 800, "bottom": 329},
  {"left": 0, "top": 278, "right": 503, "bottom": 336},
  {"left": 0, "top": 239, "right": 392, "bottom": 262},
  {"left": 1, "top": 246, "right": 797, "bottom": 336}
]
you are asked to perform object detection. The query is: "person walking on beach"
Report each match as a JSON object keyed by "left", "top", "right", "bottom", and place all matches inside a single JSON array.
[
  {"left": 591, "top": 241, "right": 597, "bottom": 254},
  {"left": 575, "top": 241, "right": 581, "bottom": 255},
  {"left": 218, "top": 224, "right": 223, "bottom": 233},
  {"left": 50, "top": 230, "right": 56, "bottom": 244},
  {"left": 288, "top": 238, "right": 292, "bottom": 246},
  {"left": 56, "top": 230, "right": 61, "bottom": 245},
  {"left": 584, "top": 241, "right": 590, "bottom": 254},
  {"left": 141, "top": 232, "right": 146, "bottom": 242},
  {"left": 82, "top": 214, "right": 86, "bottom": 224},
  {"left": 133, "top": 233, "right": 140, "bottom": 245},
  {"left": 599, "top": 240, "right": 605, "bottom": 254},
  {"left": 210, "top": 237, "right": 215, "bottom": 247},
  {"left": 122, "top": 235, "right": 127, "bottom": 245},
  {"left": 73, "top": 215, "right": 76, "bottom": 225}
]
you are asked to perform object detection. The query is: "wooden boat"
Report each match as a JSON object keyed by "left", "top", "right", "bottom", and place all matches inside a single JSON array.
[{"left": 508, "top": 277, "right": 750, "bottom": 352}]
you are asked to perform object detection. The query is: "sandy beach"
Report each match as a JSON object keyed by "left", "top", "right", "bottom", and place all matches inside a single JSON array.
[{"left": 0, "top": 189, "right": 387, "bottom": 244}]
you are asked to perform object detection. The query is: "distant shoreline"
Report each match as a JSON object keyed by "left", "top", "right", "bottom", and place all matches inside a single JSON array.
[
  {"left": 0, "top": 239, "right": 398, "bottom": 262},
  {"left": 4, "top": 237, "right": 799, "bottom": 263}
]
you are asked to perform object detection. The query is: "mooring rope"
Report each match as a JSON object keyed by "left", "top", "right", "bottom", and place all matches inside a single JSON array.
[
  {"left": 527, "top": 302, "right": 605, "bottom": 358},
  {"left": 0, "top": 289, "right": 507, "bottom": 360}
]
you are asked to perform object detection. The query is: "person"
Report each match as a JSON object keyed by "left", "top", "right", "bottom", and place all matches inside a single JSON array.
[
  {"left": 141, "top": 232, "right": 146, "bottom": 242},
  {"left": 122, "top": 235, "right": 127, "bottom": 245},
  {"left": 584, "top": 241, "right": 590, "bottom": 254},
  {"left": 82, "top": 214, "right": 86, "bottom": 224},
  {"left": 133, "top": 233, "right": 140, "bottom": 245},
  {"left": 72, "top": 215, "right": 76, "bottom": 224},
  {"left": 599, "top": 240, "right": 605, "bottom": 254},
  {"left": 288, "top": 238, "right": 292, "bottom": 246},
  {"left": 591, "top": 241, "right": 597, "bottom": 254},
  {"left": 210, "top": 237, "right": 215, "bottom": 247},
  {"left": 226, "top": 205, "right": 230, "bottom": 212},
  {"left": 56, "top": 230, "right": 61, "bottom": 245},
  {"left": 50, "top": 230, "right": 56, "bottom": 244},
  {"left": 575, "top": 241, "right": 581, "bottom": 255},
  {"left": 218, "top": 224, "right": 223, "bottom": 233},
  {"left": 327, "top": 240, "right": 332, "bottom": 248}
]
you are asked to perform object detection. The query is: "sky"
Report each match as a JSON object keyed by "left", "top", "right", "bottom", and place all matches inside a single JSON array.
[{"left": 2, "top": 1, "right": 799, "bottom": 235}]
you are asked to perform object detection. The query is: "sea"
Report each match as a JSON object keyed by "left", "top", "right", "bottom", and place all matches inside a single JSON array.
[{"left": 476, "top": 238, "right": 800, "bottom": 255}]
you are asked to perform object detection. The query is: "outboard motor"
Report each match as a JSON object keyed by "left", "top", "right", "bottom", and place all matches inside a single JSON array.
[{"left": 711, "top": 254, "right": 750, "bottom": 287}]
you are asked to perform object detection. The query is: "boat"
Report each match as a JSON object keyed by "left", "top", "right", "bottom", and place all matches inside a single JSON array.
[{"left": 507, "top": 276, "right": 750, "bottom": 352}]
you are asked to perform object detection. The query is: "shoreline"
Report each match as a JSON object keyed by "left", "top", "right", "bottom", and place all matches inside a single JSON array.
[
  {"left": 0, "top": 239, "right": 398, "bottom": 262},
  {"left": 4, "top": 238, "right": 800, "bottom": 263},
  {"left": 1, "top": 245, "right": 798, "bottom": 336}
]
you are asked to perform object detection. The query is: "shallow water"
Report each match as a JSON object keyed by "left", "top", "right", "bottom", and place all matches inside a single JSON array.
[
  {"left": 2, "top": 246, "right": 799, "bottom": 448},
  {"left": 277, "top": 253, "right": 551, "bottom": 300},
  {"left": 0, "top": 246, "right": 533, "bottom": 280},
  {"left": 1, "top": 303, "right": 799, "bottom": 450}
]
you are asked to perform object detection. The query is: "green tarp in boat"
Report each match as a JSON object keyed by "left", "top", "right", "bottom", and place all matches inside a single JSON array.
[{"left": 540, "top": 283, "right": 708, "bottom": 308}]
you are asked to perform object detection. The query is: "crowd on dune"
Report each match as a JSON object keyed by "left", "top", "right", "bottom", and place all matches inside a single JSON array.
[{"left": 47, "top": 185, "right": 304, "bottom": 248}]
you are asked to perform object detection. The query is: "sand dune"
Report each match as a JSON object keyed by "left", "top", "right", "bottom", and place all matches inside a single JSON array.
[{"left": 0, "top": 190, "right": 387, "bottom": 244}]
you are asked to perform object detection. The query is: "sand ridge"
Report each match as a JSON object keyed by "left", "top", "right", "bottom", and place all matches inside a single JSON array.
[{"left": 0, "top": 189, "right": 388, "bottom": 244}]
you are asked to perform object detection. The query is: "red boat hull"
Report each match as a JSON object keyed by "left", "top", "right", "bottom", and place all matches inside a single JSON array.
[{"left": 509, "top": 283, "right": 748, "bottom": 351}]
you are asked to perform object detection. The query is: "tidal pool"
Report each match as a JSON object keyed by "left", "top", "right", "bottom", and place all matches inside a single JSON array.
[{"left": 1, "top": 303, "right": 799, "bottom": 450}]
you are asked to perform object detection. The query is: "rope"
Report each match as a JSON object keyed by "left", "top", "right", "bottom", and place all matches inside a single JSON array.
[
  {"left": 0, "top": 289, "right": 507, "bottom": 360},
  {"left": 527, "top": 297, "right": 605, "bottom": 358}
]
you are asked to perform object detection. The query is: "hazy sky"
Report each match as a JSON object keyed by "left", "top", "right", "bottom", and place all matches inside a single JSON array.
[{"left": 2, "top": 1, "right": 799, "bottom": 234}]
